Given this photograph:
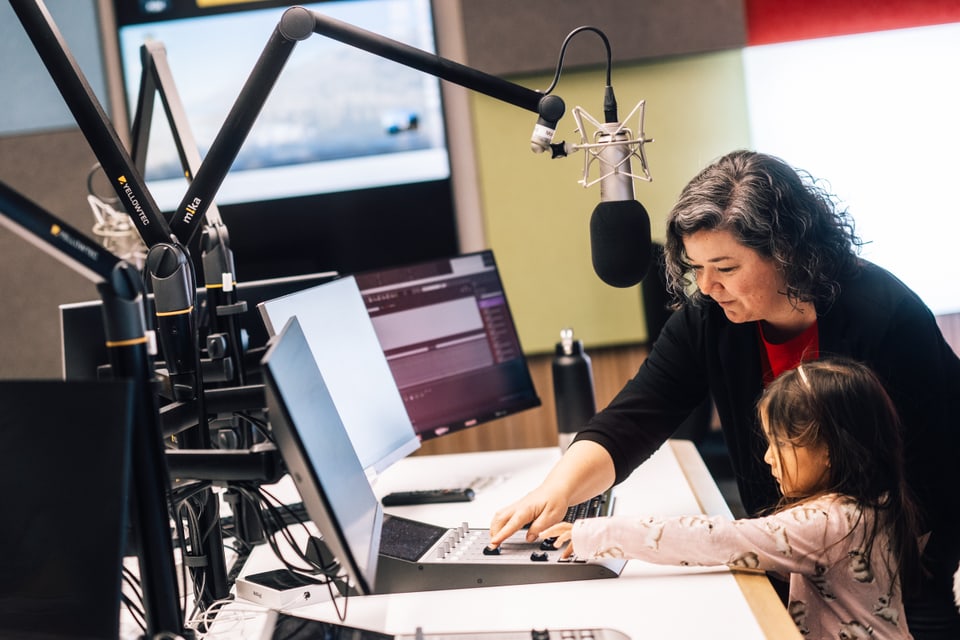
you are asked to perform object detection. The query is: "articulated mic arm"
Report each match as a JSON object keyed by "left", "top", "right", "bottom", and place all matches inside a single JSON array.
[
  {"left": 10, "top": 0, "right": 202, "bottom": 403},
  {"left": 166, "top": 5, "right": 568, "bottom": 238},
  {"left": 132, "top": 40, "right": 246, "bottom": 388}
]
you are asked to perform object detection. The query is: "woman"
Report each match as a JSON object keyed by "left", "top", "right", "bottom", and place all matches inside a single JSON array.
[{"left": 489, "top": 150, "right": 960, "bottom": 638}]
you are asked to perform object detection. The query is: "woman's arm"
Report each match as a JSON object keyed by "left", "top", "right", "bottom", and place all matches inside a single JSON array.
[{"left": 488, "top": 440, "right": 616, "bottom": 546}]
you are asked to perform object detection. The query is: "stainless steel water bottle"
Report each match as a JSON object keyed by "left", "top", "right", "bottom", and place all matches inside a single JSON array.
[{"left": 552, "top": 328, "right": 596, "bottom": 451}]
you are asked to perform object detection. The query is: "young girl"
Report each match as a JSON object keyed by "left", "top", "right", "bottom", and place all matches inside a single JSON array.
[{"left": 542, "top": 357, "right": 923, "bottom": 640}]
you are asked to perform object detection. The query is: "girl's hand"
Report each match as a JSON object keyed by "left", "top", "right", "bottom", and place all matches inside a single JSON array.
[{"left": 540, "top": 521, "right": 576, "bottom": 559}]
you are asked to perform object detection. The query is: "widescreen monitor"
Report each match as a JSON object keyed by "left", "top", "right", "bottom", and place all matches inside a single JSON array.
[
  {"left": 258, "top": 276, "right": 420, "bottom": 477},
  {"left": 353, "top": 250, "right": 541, "bottom": 441},
  {"left": 60, "top": 271, "right": 336, "bottom": 380},
  {"left": 108, "top": 0, "right": 458, "bottom": 281}
]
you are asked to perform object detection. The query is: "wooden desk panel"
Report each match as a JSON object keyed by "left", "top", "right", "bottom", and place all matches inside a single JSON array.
[{"left": 416, "top": 343, "right": 650, "bottom": 456}]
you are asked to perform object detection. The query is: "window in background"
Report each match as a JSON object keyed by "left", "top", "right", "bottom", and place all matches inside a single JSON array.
[
  {"left": 743, "top": 21, "right": 960, "bottom": 316},
  {"left": 0, "top": 0, "right": 109, "bottom": 135}
]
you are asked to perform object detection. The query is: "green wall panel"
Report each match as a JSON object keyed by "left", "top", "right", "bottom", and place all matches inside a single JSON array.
[{"left": 471, "top": 50, "right": 751, "bottom": 354}]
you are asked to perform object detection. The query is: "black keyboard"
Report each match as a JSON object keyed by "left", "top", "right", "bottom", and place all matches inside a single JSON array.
[{"left": 563, "top": 489, "right": 613, "bottom": 523}]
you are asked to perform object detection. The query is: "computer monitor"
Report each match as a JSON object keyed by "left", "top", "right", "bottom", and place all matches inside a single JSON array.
[
  {"left": 258, "top": 276, "right": 420, "bottom": 477},
  {"left": 353, "top": 250, "right": 541, "bottom": 441},
  {"left": 261, "top": 316, "right": 382, "bottom": 596},
  {"left": 60, "top": 271, "right": 336, "bottom": 380}
]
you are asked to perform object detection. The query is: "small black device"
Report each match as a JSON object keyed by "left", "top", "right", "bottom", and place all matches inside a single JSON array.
[
  {"left": 381, "top": 487, "right": 475, "bottom": 506},
  {"left": 236, "top": 569, "right": 328, "bottom": 610}
]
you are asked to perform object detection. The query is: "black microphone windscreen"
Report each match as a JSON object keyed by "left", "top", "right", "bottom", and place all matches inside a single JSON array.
[{"left": 589, "top": 199, "right": 652, "bottom": 288}]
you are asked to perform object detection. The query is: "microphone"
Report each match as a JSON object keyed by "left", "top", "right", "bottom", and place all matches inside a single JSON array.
[
  {"left": 574, "top": 99, "right": 654, "bottom": 287},
  {"left": 591, "top": 200, "right": 651, "bottom": 288},
  {"left": 146, "top": 243, "right": 199, "bottom": 401}
]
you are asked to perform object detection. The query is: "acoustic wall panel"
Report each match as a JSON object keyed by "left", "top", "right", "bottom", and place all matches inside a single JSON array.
[{"left": 458, "top": 0, "right": 747, "bottom": 76}]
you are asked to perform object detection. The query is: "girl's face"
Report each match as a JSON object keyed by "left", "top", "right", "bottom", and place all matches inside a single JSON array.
[
  {"left": 683, "top": 229, "right": 813, "bottom": 335},
  {"left": 761, "top": 412, "right": 831, "bottom": 497}
]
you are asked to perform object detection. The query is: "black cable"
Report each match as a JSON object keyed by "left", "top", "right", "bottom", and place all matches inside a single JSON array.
[
  {"left": 233, "top": 411, "right": 272, "bottom": 441},
  {"left": 85, "top": 161, "right": 120, "bottom": 205},
  {"left": 224, "top": 483, "right": 352, "bottom": 622},
  {"left": 120, "top": 593, "right": 147, "bottom": 632},
  {"left": 121, "top": 566, "right": 148, "bottom": 633},
  {"left": 543, "top": 26, "right": 613, "bottom": 95},
  {"left": 230, "top": 485, "right": 311, "bottom": 572},
  {"left": 171, "top": 480, "right": 213, "bottom": 507},
  {"left": 173, "top": 500, "right": 196, "bottom": 622}
]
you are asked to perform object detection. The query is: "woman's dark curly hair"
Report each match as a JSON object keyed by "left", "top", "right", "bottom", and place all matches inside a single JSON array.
[{"left": 663, "top": 150, "right": 863, "bottom": 310}]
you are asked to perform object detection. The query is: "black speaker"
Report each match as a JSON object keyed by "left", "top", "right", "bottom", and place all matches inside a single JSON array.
[{"left": 0, "top": 379, "right": 136, "bottom": 640}]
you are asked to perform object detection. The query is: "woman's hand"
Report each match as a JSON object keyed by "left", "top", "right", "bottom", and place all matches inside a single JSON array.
[
  {"left": 488, "top": 440, "right": 616, "bottom": 549},
  {"left": 488, "top": 486, "right": 571, "bottom": 546}
]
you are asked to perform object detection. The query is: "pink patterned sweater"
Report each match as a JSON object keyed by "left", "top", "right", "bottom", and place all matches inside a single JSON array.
[{"left": 572, "top": 494, "right": 911, "bottom": 639}]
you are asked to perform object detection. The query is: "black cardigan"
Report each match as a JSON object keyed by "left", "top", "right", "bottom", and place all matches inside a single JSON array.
[{"left": 576, "top": 260, "right": 960, "bottom": 536}]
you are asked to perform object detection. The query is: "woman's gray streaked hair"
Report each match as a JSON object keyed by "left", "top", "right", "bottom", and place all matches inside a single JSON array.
[{"left": 663, "top": 150, "right": 862, "bottom": 310}]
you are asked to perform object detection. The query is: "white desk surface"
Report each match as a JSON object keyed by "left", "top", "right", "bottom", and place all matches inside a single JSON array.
[{"left": 226, "top": 441, "right": 800, "bottom": 640}]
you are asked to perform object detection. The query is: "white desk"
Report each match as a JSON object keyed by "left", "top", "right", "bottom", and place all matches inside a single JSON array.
[{"left": 229, "top": 441, "right": 800, "bottom": 640}]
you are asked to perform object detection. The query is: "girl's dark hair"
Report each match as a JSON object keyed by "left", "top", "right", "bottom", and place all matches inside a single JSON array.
[
  {"left": 664, "top": 150, "right": 863, "bottom": 310},
  {"left": 758, "top": 357, "right": 923, "bottom": 592}
]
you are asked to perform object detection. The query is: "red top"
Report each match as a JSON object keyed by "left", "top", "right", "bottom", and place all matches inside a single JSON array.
[{"left": 759, "top": 320, "right": 820, "bottom": 385}]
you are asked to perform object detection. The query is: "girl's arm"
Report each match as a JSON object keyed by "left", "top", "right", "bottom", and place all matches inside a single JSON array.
[{"left": 570, "top": 496, "right": 861, "bottom": 576}]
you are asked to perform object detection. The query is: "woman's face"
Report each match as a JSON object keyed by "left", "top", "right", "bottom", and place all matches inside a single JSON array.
[{"left": 683, "top": 229, "right": 797, "bottom": 327}]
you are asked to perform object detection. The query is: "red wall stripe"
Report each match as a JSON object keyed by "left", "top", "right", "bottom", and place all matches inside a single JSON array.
[{"left": 745, "top": 0, "right": 960, "bottom": 45}]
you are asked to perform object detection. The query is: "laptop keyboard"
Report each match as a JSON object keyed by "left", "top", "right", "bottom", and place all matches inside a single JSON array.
[{"left": 563, "top": 489, "right": 614, "bottom": 523}]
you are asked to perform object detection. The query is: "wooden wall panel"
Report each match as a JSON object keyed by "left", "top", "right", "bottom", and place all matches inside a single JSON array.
[
  {"left": 416, "top": 342, "right": 649, "bottom": 456},
  {"left": 417, "top": 316, "right": 960, "bottom": 456}
]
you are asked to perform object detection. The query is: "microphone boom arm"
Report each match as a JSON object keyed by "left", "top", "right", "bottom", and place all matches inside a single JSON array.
[{"left": 169, "top": 5, "right": 567, "bottom": 235}]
